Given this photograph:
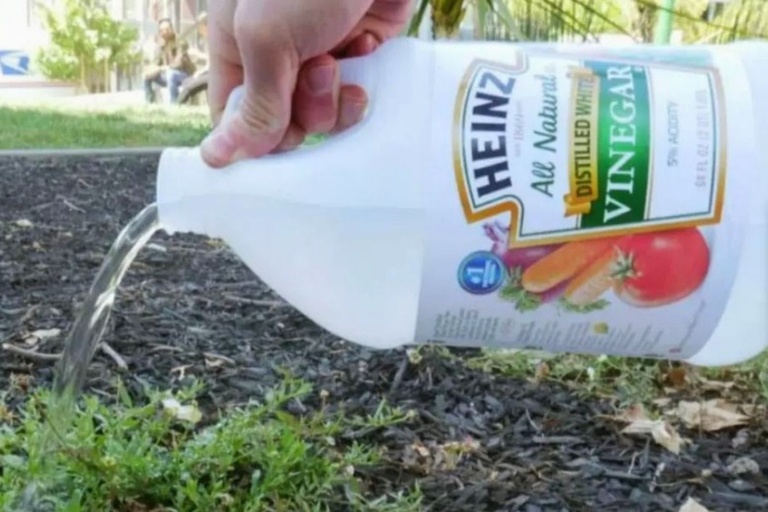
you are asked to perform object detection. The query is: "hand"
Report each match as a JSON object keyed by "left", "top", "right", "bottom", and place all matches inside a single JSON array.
[{"left": 200, "top": 0, "right": 413, "bottom": 168}]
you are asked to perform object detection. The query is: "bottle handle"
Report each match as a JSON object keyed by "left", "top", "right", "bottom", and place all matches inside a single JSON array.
[{"left": 221, "top": 54, "right": 378, "bottom": 126}]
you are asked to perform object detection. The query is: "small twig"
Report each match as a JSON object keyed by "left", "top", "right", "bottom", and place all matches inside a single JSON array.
[
  {"left": 389, "top": 354, "right": 409, "bottom": 395},
  {"left": 100, "top": 342, "right": 128, "bottom": 370},
  {"left": 202, "top": 352, "right": 236, "bottom": 365},
  {"left": 213, "top": 281, "right": 262, "bottom": 290},
  {"left": 628, "top": 452, "right": 638, "bottom": 475},
  {"left": 525, "top": 408, "right": 542, "bottom": 433},
  {"left": 3, "top": 341, "right": 127, "bottom": 370},
  {"left": 223, "top": 295, "right": 285, "bottom": 308},
  {"left": 30, "top": 202, "right": 55, "bottom": 212},
  {"left": 148, "top": 343, "right": 183, "bottom": 354},
  {"left": 532, "top": 435, "right": 584, "bottom": 445},
  {"left": 60, "top": 197, "right": 85, "bottom": 213},
  {"left": 20, "top": 306, "right": 39, "bottom": 324},
  {"left": 2, "top": 343, "right": 61, "bottom": 362},
  {"left": 601, "top": 469, "right": 648, "bottom": 482},
  {"left": 649, "top": 461, "right": 666, "bottom": 493},
  {"left": 1, "top": 307, "right": 29, "bottom": 315}
]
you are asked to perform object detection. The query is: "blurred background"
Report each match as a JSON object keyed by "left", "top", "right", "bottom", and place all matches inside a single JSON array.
[
  {"left": 0, "top": 0, "right": 209, "bottom": 100},
  {"left": 0, "top": 0, "right": 765, "bottom": 149},
  {"left": 1, "top": 0, "right": 766, "bottom": 101}
]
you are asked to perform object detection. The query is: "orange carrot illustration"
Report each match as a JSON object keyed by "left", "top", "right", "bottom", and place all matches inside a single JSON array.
[
  {"left": 562, "top": 247, "right": 619, "bottom": 306},
  {"left": 521, "top": 237, "right": 621, "bottom": 294}
]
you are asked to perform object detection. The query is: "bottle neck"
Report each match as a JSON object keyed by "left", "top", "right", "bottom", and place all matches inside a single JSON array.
[{"left": 155, "top": 143, "right": 355, "bottom": 236}]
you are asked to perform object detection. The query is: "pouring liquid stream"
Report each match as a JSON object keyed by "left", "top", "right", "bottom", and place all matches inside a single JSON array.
[{"left": 16, "top": 204, "right": 161, "bottom": 511}]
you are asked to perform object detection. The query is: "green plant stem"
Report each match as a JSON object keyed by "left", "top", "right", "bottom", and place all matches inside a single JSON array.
[{"left": 654, "top": 0, "right": 677, "bottom": 44}]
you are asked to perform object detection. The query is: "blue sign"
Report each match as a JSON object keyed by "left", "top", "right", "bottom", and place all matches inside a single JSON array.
[
  {"left": 457, "top": 251, "right": 506, "bottom": 295},
  {"left": 0, "top": 50, "right": 30, "bottom": 76}
]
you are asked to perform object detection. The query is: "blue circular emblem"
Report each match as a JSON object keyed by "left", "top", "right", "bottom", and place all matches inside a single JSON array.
[{"left": 457, "top": 251, "right": 506, "bottom": 294}]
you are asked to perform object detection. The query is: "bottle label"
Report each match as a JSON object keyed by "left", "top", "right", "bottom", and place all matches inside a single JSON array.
[{"left": 415, "top": 44, "right": 753, "bottom": 359}]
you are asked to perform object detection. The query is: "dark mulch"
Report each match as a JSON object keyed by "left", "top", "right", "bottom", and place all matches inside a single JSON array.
[{"left": 1, "top": 154, "right": 767, "bottom": 512}]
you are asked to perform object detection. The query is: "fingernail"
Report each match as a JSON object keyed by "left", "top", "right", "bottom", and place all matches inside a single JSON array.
[
  {"left": 360, "top": 33, "right": 378, "bottom": 54},
  {"left": 200, "top": 126, "right": 237, "bottom": 168},
  {"left": 342, "top": 99, "right": 367, "bottom": 126},
  {"left": 306, "top": 63, "right": 335, "bottom": 95}
]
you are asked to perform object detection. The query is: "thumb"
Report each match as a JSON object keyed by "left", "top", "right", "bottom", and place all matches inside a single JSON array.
[{"left": 201, "top": 14, "right": 300, "bottom": 167}]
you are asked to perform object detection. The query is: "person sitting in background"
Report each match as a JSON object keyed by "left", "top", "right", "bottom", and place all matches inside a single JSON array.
[
  {"left": 187, "top": 12, "right": 209, "bottom": 63},
  {"left": 143, "top": 18, "right": 196, "bottom": 104}
]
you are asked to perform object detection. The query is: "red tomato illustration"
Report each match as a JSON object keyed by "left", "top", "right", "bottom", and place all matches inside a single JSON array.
[{"left": 612, "top": 228, "right": 710, "bottom": 307}]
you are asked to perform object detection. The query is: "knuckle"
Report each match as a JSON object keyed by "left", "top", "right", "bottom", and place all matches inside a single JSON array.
[
  {"left": 239, "top": 93, "right": 288, "bottom": 134},
  {"left": 233, "top": 17, "right": 266, "bottom": 46}
]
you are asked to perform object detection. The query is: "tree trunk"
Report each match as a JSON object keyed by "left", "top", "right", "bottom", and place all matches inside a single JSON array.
[
  {"left": 104, "top": 60, "right": 110, "bottom": 93},
  {"left": 80, "top": 60, "right": 87, "bottom": 94}
]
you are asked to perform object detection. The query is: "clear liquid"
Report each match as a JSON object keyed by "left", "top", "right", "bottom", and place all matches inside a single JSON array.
[{"left": 15, "top": 203, "right": 161, "bottom": 511}]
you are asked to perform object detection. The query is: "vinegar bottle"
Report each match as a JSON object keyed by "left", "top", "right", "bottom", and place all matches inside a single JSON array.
[{"left": 156, "top": 37, "right": 768, "bottom": 367}]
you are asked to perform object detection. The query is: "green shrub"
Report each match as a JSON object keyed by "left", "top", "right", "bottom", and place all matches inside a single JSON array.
[{"left": 34, "top": 0, "right": 141, "bottom": 93}]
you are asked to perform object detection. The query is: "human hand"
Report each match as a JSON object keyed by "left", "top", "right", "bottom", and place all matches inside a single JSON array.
[{"left": 200, "top": 0, "right": 413, "bottom": 168}]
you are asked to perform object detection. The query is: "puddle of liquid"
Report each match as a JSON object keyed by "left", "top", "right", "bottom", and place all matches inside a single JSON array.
[{"left": 13, "top": 203, "right": 161, "bottom": 511}]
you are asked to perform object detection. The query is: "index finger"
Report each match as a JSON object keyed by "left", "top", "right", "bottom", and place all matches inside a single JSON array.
[
  {"left": 208, "top": 54, "right": 243, "bottom": 127},
  {"left": 206, "top": 8, "right": 243, "bottom": 126}
]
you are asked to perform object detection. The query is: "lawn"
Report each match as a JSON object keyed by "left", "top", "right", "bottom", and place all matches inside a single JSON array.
[{"left": 0, "top": 102, "right": 212, "bottom": 150}]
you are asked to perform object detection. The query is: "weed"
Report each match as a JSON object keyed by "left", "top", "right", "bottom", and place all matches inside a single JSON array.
[
  {"left": 0, "top": 377, "right": 421, "bottom": 512},
  {"left": 465, "top": 348, "right": 768, "bottom": 408}
]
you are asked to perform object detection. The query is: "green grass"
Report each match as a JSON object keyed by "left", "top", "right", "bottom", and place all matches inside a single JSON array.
[
  {"left": 0, "top": 377, "right": 422, "bottom": 512},
  {"left": 2, "top": 352, "right": 765, "bottom": 512},
  {"left": 0, "top": 102, "right": 212, "bottom": 150},
  {"left": 460, "top": 347, "right": 768, "bottom": 409}
]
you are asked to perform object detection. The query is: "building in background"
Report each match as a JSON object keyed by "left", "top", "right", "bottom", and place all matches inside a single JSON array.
[
  {"left": 0, "top": 1, "right": 67, "bottom": 98},
  {"left": 0, "top": 1, "right": 44, "bottom": 78},
  {"left": 0, "top": 0, "right": 207, "bottom": 95}
]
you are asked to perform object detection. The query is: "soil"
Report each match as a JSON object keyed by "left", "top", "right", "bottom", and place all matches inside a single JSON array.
[{"left": 1, "top": 154, "right": 767, "bottom": 512}]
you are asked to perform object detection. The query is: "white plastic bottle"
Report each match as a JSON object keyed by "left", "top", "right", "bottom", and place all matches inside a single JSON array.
[{"left": 156, "top": 37, "right": 768, "bottom": 367}]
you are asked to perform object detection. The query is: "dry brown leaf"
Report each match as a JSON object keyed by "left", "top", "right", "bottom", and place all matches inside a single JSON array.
[
  {"left": 414, "top": 443, "right": 430, "bottom": 458},
  {"left": 666, "top": 366, "right": 689, "bottom": 388},
  {"left": 204, "top": 357, "right": 224, "bottom": 368},
  {"left": 0, "top": 404, "right": 15, "bottom": 423},
  {"left": 170, "top": 365, "right": 192, "bottom": 379},
  {"left": 732, "top": 429, "right": 750, "bottom": 449},
  {"left": 676, "top": 400, "right": 750, "bottom": 431},
  {"left": 727, "top": 456, "right": 760, "bottom": 476},
  {"left": 679, "top": 497, "right": 710, "bottom": 512},
  {"left": 617, "top": 403, "right": 649, "bottom": 423},
  {"left": 9, "top": 374, "right": 32, "bottom": 392},
  {"left": 737, "top": 403, "right": 764, "bottom": 416},
  {"left": 23, "top": 328, "right": 61, "bottom": 346},
  {"left": 699, "top": 378, "right": 736, "bottom": 392},
  {"left": 622, "top": 419, "right": 683, "bottom": 454},
  {"left": 402, "top": 437, "right": 480, "bottom": 475},
  {"left": 161, "top": 398, "right": 202, "bottom": 424}
]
